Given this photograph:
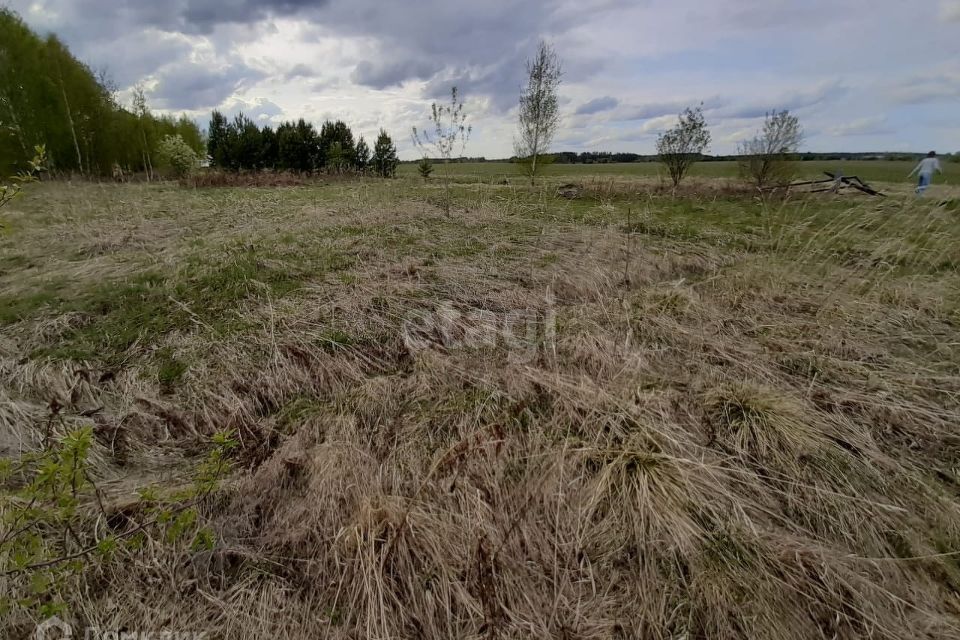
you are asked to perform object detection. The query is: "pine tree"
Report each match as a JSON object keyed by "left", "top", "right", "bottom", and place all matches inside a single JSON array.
[
  {"left": 260, "top": 126, "right": 278, "bottom": 169},
  {"left": 355, "top": 136, "right": 370, "bottom": 173},
  {"left": 277, "top": 119, "right": 319, "bottom": 173},
  {"left": 207, "top": 111, "right": 228, "bottom": 169},
  {"left": 371, "top": 129, "right": 398, "bottom": 178},
  {"left": 318, "top": 120, "right": 355, "bottom": 170}
]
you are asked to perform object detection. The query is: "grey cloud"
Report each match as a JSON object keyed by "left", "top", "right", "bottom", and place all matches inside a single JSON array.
[
  {"left": 351, "top": 59, "right": 444, "bottom": 89},
  {"left": 8, "top": 0, "right": 624, "bottom": 114},
  {"left": 708, "top": 0, "right": 872, "bottom": 31},
  {"left": 305, "top": 0, "right": 624, "bottom": 107},
  {"left": 939, "top": 0, "right": 960, "bottom": 22},
  {"left": 887, "top": 72, "right": 960, "bottom": 105},
  {"left": 92, "top": 0, "right": 328, "bottom": 34},
  {"left": 80, "top": 33, "right": 193, "bottom": 88},
  {"left": 575, "top": 96, "right": 618, "bottom": 115},
  {"left": 828, "top": 117, "right": 892, "bottom": 137},
  {"left": 622, "top": 101, "right": 687, "bottom": 120},
  {"left": 617, "top": 96, "right": 726, "bottom": 121},
  {"left": 721, "top": 83, "right": 846, "bottom": 118},
  {"left": 152, "top": 62, "right": 265, "bottom": 110},
  {"left": 423, "top": 55, "right": 528, "bottom": 113},
  {"left": 285, "top": 64, "right": 315, "bottom": 80}
]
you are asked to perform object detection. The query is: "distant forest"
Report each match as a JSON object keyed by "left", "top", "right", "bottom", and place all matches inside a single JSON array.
[{"left": 0, "top": 8, "right": 203, "bottom": 177}]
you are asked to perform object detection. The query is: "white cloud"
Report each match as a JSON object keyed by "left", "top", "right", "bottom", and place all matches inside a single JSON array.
[{"left": 828, "top": 117, "right": 891, "bottom": 137}]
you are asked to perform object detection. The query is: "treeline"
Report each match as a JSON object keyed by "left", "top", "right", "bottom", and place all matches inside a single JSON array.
[
  {"left": 501, "top": 151, "right": 960, "bottom": 164},
  {"left": 0, "top": 8, "right": 203, "bottom": 177},
  {"left": 207, "top": 113, "right": 399, "bottom": 176}
]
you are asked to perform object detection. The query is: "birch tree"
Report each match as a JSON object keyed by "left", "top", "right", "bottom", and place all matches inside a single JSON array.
[{"left": 515, "top": 41, "right": 562, "bottom": 185}]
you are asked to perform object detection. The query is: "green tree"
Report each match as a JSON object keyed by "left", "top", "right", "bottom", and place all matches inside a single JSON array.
[
  {"left": 327, "top": 141, "right": 348, "bottom": 174},
  {"left": 260, "top": 125, "right": 278, "bottom": 169},
  {"left": 656, "top": 105, "right": 711, "bottom": 188},
  {"left": 277, "top": 119, "right": 319, "bottom": 173},
  {"left": 515, "top": 41, "right": 562, "bottom": 185},
  {"left": 319, "top": 120, "right": 355, "bottom": 170},
  {"left": 371, "top": 129, "right": 399, "bottom": 178},
  {"left": 233, "top": 113, "right": 262, "bottom": 170},
  {"left": 0, "top": 9, "right": 201, "bottom": 178},
  {"left": 355, "top": 136, "right": 370, "bottom": 173},
  {"left": 207, "top": 110, "right": 229, "bottom": 169}
]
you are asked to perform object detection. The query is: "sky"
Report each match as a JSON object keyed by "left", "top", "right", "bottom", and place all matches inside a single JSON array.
[{"left": 6, "top": 0, "right": 960, "bottom": 159}]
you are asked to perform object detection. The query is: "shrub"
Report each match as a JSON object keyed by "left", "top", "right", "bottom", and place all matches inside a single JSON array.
[
  {"left": 0, "top": 145, "right": 45, "bottom": 228},
  {"left": 0, "top": 427, "right": 237, "bottom": 619},
  {"left": 157, "top": 134, "right": 199, "bottom": 179},
  {"left": 656, "top": 105, "right": 711, "bottom": 187},
  {"left": 738, "top": 111, "right": 803, "bottom": 188}
]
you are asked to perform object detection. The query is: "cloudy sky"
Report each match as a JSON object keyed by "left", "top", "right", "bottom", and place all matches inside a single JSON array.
[{"left": 7, "top": 0, "right": 960, "bottom": 158}]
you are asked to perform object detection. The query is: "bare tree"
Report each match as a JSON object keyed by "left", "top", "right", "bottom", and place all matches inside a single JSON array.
[
  {"left": 656, "top": 105, "right": 711, "bottom": 188},
  {"left": 132, "top": 85, "right": 154, "bottom": 182},
  {"left": 738, "top": 110, "right": 803, "bottom": 188},
  {"left": 515, "top": 40, "right": 562, "bottom": 185},
  {"left": 413, "top": 86, "right": 471, "bottom": 215}
]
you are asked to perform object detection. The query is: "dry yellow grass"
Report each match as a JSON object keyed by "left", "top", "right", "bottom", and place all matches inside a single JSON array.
[{"left": 2, "top": 178, "right": 960, "bottom": 638}]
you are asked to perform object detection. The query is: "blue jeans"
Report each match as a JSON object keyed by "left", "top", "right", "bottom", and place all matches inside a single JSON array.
[{"left": 916, "top": 173, "right": 932, "bottom": 194}]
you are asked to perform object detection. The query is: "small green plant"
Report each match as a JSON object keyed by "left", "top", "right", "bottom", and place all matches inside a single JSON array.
[
  {"left": 157, "top": 134, "right": 199, "bottom": 179},
  {"left": 0, "top": 145, "right": 46, "bottom": 228},
  {"left": 417, "top": 157, "right": 434, "bottom": 181},
  {"left": 0, "top": 425, "right": 237, "bottom": 619}
]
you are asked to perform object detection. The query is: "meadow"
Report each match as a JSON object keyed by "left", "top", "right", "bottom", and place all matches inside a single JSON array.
[
  {"left": 399, "top": 159, "right": 960, "bottom": 185},
  {"left": 2, "top": 166, "right": 960, "bottom": 639}
]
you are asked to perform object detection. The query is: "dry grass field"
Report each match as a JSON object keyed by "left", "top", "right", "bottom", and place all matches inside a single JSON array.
[{"left": 2, "top": 172, "right": 960, "bottom": 638}]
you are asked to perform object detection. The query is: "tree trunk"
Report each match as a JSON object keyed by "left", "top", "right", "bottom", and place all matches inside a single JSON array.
[
  {"left": 56, "top": 65, "right": 84, "bottom": 175},
  {"left": 140, "top": 125, "right": 153, "bottom": 182}
]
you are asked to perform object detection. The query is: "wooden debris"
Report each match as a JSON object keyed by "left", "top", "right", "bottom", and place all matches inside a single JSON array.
[{"left": 789, "top": 172, "right": 885, "bottom": 197}]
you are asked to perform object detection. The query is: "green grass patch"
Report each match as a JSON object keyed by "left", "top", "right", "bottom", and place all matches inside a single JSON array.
[{"left": 32, "top": 247, "right": 352, "bottom": 365}]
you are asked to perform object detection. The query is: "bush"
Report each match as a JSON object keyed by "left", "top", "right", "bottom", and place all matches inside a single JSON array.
[
  {"left": 157, "top": 134, "right": 199, "bottom": 179},
  {"left": 656, "top": 106, "right": 711, "bottom": 187},
  {"left": 181, "top": 169, "right": 312, "bottom": 189},
  {"left": 738, "top": 111, "right": 803, "bottom": 188},
  {"left": 0, "top": 145, "right": 45, "bottom": 228}
]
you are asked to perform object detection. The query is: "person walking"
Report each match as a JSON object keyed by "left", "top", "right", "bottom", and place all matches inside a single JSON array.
[{"left": 908, "top": 151, "right": 943, "bottom": 194}]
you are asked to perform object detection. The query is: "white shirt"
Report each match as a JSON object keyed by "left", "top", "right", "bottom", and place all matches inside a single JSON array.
[{"left": 910, "top": 157, "right": 942, "bottom": 177}]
